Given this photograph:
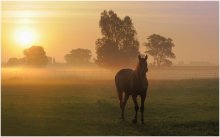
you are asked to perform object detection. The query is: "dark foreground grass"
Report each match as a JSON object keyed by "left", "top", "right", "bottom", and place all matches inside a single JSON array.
[{"left": 2, "top": 79, "right": 219, "bottom": 135}]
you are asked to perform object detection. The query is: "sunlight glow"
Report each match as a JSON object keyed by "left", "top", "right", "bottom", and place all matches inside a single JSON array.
[{"left": 14, "top": 27, "right": 37, "bottom": 48}]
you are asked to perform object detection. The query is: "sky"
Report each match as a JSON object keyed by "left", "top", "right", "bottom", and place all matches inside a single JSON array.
[{"left": 1, "top": 1, "right": 219, "bottom": 65}]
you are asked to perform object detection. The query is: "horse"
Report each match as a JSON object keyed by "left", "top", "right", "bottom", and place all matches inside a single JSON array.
[{"left": 115, "top": 54, "right": 148, "bottom": 124}]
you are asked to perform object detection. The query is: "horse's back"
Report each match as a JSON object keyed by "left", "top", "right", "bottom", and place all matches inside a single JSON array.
[{"left": 115, "top": 69, "right": 134, "bottom": 93}]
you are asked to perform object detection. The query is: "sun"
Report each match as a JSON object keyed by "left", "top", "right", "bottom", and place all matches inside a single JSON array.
[{"left": 14, "top": 27, "right": 37, "bottom": 48}]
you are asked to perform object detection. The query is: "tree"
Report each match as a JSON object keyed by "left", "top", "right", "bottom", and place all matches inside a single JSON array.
[
  {"left": 23, "top": 46, "right": 48, "bottom": 67},
  {"left": 64, "top": 48, "right": 92, "bottom": 66},
  {"left": 7, "top": 57, "right": 27, "bottom": 66},
  {"left": 144, "top": 34, "right": 175, "bottom": 67},
  {"left": 7, "top": 57, "right": 20, "bottom": 66},
  {"left": 95, "top": 10, "right": 139, "bottom": 69}
]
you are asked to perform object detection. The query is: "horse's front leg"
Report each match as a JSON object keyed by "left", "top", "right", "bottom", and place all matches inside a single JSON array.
[
  {"left": 140, "top": 93, "right": 146, "bottom": 124},
  {"left": 132, "top": 95, "right": 138, "bottom": 124}
]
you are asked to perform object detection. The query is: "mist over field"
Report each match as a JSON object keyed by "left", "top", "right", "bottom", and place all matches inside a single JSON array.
[
  {"left": 2, "top": 66, "right": 218, "bottom": 84},
  {"left": 2, "top": 65, "right": 219, "bottom": 136},
  {"left": 2, "top": 67, "right": 219, "bottom": 136}
]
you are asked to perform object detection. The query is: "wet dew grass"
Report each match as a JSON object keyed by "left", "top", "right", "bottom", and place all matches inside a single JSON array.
[{"left": 2, "top": 79, "right": 219, "bottom": 135}]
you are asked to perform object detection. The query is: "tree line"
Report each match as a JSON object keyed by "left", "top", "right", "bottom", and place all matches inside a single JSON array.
[{"left": 6, "top": 10, "right": 175, "bottom": 69}]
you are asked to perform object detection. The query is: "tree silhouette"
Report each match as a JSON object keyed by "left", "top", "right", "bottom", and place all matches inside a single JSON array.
[
  {"left": 7, "top": 58, "right": 20, "bottom": 66},
  {"left": 144, "top": 34, "right": 175, "bottom": 67},
  {"left": 23, "top": 46, "right": 48, "bottom": 67},
  {"left": 64, "top": 48, "right": 92, "bottom": 66},
  {"left": 95, "top": 10, "right": 139, "bottom": 69}
]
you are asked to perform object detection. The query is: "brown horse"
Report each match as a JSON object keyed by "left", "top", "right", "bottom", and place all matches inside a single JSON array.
[{"left": 115, "top": 55, "right": 148, "bottom": 124}]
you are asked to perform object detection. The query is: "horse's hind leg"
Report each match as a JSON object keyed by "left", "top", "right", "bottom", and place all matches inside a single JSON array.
[
  {"left": 121, "top": 93, "right": 129, "bottom": 120},
  {"left": 116, "top": 87, "right": 125, "bottom": 120},
  {"left": 132, "top": 95, "right": 139, "bottom": 124},
  {"left": 117, "top": 90, "right": 123, "bottom": 118}
]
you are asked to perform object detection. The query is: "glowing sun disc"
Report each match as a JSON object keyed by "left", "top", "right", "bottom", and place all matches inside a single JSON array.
[{"left": 14, "top": 27, "right": 37, "bottom": 48}]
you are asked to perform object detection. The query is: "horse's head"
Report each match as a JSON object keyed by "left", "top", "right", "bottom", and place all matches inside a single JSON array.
[{"left": 137, "top": 54, "right": 148, "bottom": 77}]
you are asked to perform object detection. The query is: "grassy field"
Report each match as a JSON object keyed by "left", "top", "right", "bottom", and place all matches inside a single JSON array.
[{"left": 2, "top": 78, "right": 219, "bottom": 136}]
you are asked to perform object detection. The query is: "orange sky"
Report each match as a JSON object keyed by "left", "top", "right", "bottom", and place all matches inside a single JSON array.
[{"left": 1, "top": 1, "right": 219, "bottom": 65}]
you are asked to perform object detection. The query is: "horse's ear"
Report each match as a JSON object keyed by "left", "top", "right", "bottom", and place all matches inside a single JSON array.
[
  {"left": 145, "top": 55, "right": 148, "bottom": 60},
  {"left": 138, "top": 55, "right": 141, "bottom": 60}
]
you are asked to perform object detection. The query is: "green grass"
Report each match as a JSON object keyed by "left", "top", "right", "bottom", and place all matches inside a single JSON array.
[{"left": 2, "top": 79, "right": 219, "bottom": 135}]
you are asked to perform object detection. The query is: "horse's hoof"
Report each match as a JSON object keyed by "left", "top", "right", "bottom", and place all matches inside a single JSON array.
[{"left": 132, "top": 119, "right": 137, "bottom": 124}]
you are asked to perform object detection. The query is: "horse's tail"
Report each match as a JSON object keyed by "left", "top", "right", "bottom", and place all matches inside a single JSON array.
[{"left": 115, "top": 75, "right": 123, "bottom": 101}]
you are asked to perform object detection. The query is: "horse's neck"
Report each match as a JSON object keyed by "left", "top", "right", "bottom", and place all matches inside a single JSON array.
[{"left": 134, "top": 67, "right": 146, "bottom": 80}]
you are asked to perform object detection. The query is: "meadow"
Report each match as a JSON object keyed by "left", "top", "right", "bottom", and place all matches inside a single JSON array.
[{"left": 2, "top": 77, "right": 219, "bottom": 135}]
